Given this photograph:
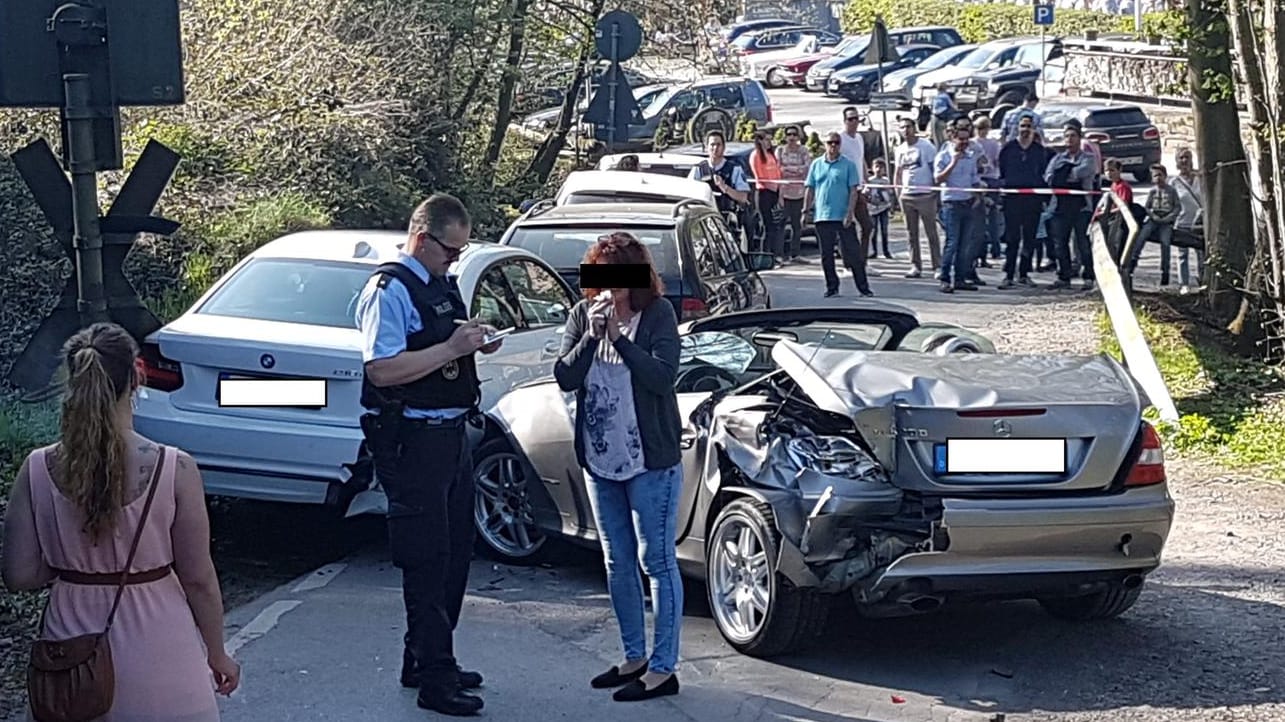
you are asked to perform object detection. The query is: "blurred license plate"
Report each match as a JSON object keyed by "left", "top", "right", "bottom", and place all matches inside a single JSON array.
[
  {"left": 1117, "top": 156, "right": 1143, "bottom": 165},
  {"left": 216, "top": 373, "right": 327, "bottom": 408},
  {"left": 934, "top": 439, "right": 1066, "bottom": 474}
]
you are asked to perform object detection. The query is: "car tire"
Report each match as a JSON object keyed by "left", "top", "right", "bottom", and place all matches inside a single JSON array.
[
  {"left": 1038, "top": 583, "right": 1143, "bottom": 621},
  {"left": 765, "top": 67, "right": 786, "bottom": 88},
  {"left": 472, "top": 437, "right": 549, "bottom": 565},
  {"left": 706, "top": 498, "right": 828, "bottom": 658}
]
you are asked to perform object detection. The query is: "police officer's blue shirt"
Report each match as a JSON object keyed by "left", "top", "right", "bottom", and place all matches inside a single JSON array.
[
  {"left": 934, "top": 145, "right": 982, "bottom": 203},
  {"left": 354, "top": 251, "right": 469, "bottom": 419}
]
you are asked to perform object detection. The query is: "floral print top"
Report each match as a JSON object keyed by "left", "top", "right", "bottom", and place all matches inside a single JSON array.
[{"left": 583, "top": 313, "right": 645, "bottom": 481}]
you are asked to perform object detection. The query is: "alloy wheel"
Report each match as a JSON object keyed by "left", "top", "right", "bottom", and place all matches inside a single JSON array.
[
  {"left": 473, "top": 450, "right": 545, "bottom": 559},
  {"left": 710, "top": 518, "right": 772, "bottom": 643}
]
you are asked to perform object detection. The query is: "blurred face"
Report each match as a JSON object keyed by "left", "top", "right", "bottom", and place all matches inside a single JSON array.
[
  {"left": 1151, "top": 167, "right": 1166, "bottom": 185},
  {"left": 954, "top": 125, "right": 971, "bottom": 147},
  {"left": 873, "top": 160, "right": 886, "bottom": 176},
  {"left": 706, "top": 135, "right": 725, "bottom": 158},
  {"left": 844, "top": 111, "right": 860, "bottom": 131},
  {"left": 1177, "top": 152, "right": 1193, "bottom": 172},
  {"left": 901, "top": 122, "right": 917, "bottom": 142},
  {"left": 1107, "top": 165, "right": 1121, "bottom": 182},
  {"left": 1018, "top": 119, "right": 1033, "bottom": 141}
]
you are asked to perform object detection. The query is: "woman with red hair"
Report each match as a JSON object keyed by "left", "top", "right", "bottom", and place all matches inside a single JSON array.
[{"left": 554, "top": 231, "right": 683, "bottom": 703}]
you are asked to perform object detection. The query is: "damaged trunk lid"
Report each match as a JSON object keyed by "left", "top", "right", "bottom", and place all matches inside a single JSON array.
[{"left": 771, "top": 342, "right": 1146, "bottom": 493}]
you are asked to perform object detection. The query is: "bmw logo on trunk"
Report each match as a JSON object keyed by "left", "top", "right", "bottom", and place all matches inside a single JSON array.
[{"left": 260, "top": 353, "right": 276, "bottom": 369}]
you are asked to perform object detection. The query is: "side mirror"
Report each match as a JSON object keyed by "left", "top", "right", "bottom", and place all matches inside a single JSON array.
[{"left": 745, "top": 251, "right": 776, "bottom": 272}]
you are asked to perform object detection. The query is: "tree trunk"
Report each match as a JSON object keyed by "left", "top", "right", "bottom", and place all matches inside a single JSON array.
[
  {"left": 525, "top": 0, "right": 606, "bottom": 184},
  {"left": 1186, "top": 0, "right": 1257, "bottom": 340},
  {"left": 1223, "top": 0, "right": 1285, "bottom": 359},
  {"left": 484, "top": 0, "right": 534, "bottom": 172}
]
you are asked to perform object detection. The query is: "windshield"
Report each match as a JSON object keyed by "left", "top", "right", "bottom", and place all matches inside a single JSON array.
[
  {"left": 832, "top": 35, "right": 866, "bottom": 55},
  {"left": 957, "top": 46, "right": 999, "bottom": 70},
  {"left": 920, "top": 46, "right": 970, "bottom": 70},
  {"left": 505, "top": 226, "right": 680, "bottom": 279},
  {"left": 196, "top": 258, "right": 373, "bottom": 329},
  {"left": 642, "top": 87, "right": 677, "bottom": 117},
  {"left": 839, "top": 34, "right": 871, "bottom": 58}
]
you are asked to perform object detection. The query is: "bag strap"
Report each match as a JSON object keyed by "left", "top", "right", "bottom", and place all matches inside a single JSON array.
[{"left": 104, "top": 445, "right": 168, "bottom": 632}]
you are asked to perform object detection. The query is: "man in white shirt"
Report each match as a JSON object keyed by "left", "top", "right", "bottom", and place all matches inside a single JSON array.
[
  {"left": 836, "top": 106, "right": 872, "bottom": 256},
  {"left": 893, "top": 118, "right": 942, "bottom": 278}
]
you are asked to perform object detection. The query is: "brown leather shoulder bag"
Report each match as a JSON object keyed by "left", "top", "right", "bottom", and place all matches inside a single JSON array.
[{"left": 27, "top": 445, "right": 168, "bottom": 722}]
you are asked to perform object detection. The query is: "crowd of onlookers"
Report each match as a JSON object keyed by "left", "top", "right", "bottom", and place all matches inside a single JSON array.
[{"left": 685, "top": 88, "right": 1206, "bottom": 297}]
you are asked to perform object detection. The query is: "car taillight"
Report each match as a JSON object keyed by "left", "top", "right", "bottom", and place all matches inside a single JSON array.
[
  {"left": 765, "top": 102, "right": 773, "bottom": 123},
  {"left": 680, "top": 297, "right": 708, "bottom": 320},
  {"left": 1124, "top": 421, "right": 1166, "bottom": 486},
  {"left": 139, "top": 342, "right": 183, "bottom": 392},
  {"left": 1142, "top": 126, "right": 1160, "bottom": 140}
]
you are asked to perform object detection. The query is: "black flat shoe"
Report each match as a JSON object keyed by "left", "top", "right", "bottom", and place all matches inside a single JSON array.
[
  {"left": 613, "top": 675, "right": 680, "bottom": 702},
  {"left": 591, "top": 664, "right": 646, "bottom": 689}
]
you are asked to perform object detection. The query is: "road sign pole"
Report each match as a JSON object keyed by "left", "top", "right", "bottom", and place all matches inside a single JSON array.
[
  {"left": 63, "top": 73, "right": 109, "bottom": 325},
  {"left": 607, "top": 24, "right": 618, "bottom": 154}
]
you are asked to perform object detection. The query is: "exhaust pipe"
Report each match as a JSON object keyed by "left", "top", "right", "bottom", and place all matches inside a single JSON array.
[
  {"left": 898, "top": 593, "right": 945, "bottom": 612},
  {"left": 1122, "top": 574, "right": 1144, "bottom": 590}
]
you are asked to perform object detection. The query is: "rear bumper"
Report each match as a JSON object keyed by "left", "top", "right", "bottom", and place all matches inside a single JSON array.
[
  {"left": 859, "top": 484, "right": 1175, "bottom": 601},
  {"left": 134, "top": 389, "right": 364, "bottom": 505},
  {"left": 780, "top": 70, "right": 807, "bottom": 85}
]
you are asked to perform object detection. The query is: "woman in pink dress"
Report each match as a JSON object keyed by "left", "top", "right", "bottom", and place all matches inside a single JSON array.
[{"left": 3, "top": 321, "right": 240, "bottom": 721}]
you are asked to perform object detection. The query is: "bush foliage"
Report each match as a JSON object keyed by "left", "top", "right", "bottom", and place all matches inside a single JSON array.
[
  {"left": 841, "top": 0, "right": 1183, "bottom": 45},
  {"left": 0, "top": 0, "right": 560, "bottom": 387}
]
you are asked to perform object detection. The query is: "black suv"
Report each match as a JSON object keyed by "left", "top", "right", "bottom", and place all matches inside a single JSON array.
[
  {"left": 941, "top": 36, "right": 1063, "bottom": 113},
  {"left": 498, "top": 201, "right": 773, "bottom": 321},
  {"left": 1033, "top": 101, "right": 1162, "bottom": 183}
]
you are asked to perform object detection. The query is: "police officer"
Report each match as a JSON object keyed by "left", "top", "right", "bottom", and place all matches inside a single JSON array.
[
  {"left": 688, "top": 130, "right": 751, "bottom": 249},
  {"left": 354, "top": 193, "right": 503, "bottom": 716}
]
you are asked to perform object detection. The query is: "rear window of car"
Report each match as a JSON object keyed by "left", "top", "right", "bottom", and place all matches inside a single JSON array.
[
  {"left": 1086, "top": 108, "right": 1150, "bottom": 127},
  {"left": 565, "top": 192, "right": 689, "bottom": 205},
  {"left": 196, "top": 257, "right": 373, "bottom": 329},
  {"left": 506, "top": 226, "right": 681, "bottom": 278}
]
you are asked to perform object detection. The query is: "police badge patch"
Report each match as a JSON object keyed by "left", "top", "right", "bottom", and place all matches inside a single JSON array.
[{"left": 443, "top": 359, "right": 460, "bottom": 380}]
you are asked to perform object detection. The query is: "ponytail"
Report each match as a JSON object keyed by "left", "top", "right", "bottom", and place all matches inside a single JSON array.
[{"left": 56, "top": 323, "right": 139, "bottom": 541}]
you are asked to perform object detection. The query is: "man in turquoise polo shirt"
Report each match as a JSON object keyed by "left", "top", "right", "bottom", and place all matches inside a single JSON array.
[{"left": 803, "top": 131, "right": 873, "bottom": 297}]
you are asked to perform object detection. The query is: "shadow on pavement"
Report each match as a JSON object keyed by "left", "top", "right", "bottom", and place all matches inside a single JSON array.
[{"left": 480, "top": 542, "right": 1285, "bottom": 717}]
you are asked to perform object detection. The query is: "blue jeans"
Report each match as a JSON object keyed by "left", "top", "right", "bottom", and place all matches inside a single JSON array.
[
  {"left": 585, "top": 463, "right": 684, "bottom": 675},
  {"left": 940, "top": 199, "right": 975, "bottom": 285}
]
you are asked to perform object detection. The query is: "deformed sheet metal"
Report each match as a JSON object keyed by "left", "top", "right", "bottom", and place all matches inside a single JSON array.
[{"left": 771, "top": 341, "right": 1145, "bottom": 415}]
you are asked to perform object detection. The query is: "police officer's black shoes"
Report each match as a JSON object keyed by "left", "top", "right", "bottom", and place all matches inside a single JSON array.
[
  {"left": 401, "top": 649, "right": 483, "bottom": 690},
  {"left": 416, "top": 685, "right": 484, "bottom": 716}
]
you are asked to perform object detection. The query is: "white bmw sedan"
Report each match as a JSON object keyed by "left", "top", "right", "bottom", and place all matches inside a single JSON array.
[{"left": 133, "top": 229, "right": 579, "bottom": 517}]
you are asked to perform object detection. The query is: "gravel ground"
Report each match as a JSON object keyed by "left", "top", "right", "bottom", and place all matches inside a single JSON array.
[{"left": 967, "top": 299, "right": 1285, "bottom": 722}]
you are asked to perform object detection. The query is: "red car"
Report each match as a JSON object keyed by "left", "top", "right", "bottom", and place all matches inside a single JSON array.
[{"left": 770, "top": 52, "right": 833, "bottom": 87}]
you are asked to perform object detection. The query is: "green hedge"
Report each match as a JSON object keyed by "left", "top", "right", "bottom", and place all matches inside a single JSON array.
[{"left": 842, "top": 0, "right": 1184, "bottom": 45}]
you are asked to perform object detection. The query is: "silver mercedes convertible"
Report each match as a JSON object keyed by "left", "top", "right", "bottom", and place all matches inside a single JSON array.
[{"left": 470, "top": 303, "right": 1175, "bottom": 657}]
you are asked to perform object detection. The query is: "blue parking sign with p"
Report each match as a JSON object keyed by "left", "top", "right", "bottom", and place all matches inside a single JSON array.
[{"left": 1034, "top": 4, "right": 1055, "bottom": 25}]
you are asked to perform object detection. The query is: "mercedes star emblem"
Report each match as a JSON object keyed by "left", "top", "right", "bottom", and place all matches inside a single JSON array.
[{"left": 993, "top": 419, "right": 1012, "bottom": 437}]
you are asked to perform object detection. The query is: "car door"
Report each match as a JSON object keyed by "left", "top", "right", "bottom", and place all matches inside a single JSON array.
[
  {"left": 686, "top": 213, "right": 735, "bottom": 314},
  {"left": 467, "top": 260, "right": 550, "bottom": 411},
  {"left": 497, "top": 256, "right": 577, "bottom": 373},
  {"left": 704, "top": 214, "right": 768, "bottom": 311}
]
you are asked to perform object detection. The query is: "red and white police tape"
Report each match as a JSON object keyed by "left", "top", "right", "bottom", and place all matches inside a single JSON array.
[{"left": 736, "top": 177, "right": 1101, "bottom": 196}]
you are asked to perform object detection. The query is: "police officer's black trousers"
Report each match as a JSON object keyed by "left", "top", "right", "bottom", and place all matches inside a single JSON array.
[{"left": 371, "top": 417, "right": 475, "bottom": 692}]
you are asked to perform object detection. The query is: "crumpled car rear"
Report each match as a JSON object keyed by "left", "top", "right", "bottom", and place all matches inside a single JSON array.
[{"left": 707, "top": 341, "right": 1175, "bottom": 616}]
